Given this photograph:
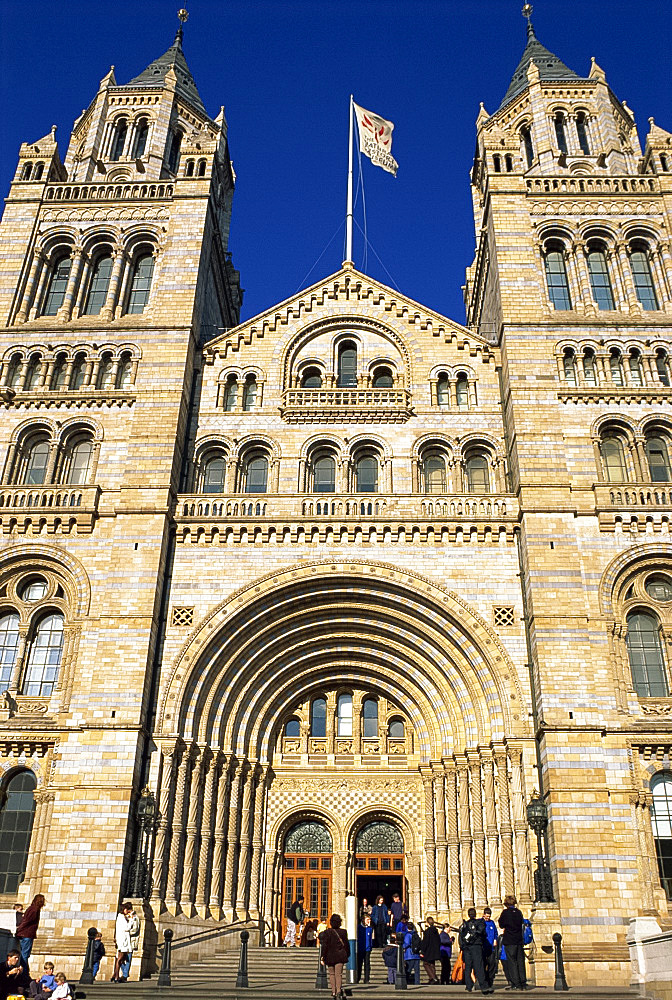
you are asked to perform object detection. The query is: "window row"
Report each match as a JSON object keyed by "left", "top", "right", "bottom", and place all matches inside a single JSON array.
[
  {"left": 218, "top": 373, "right": 260, "bottom": 411},
  {"left": 19, "top": 160, "right": 46, "bottom": 182},
  {"left": 560, "top": 345, "right": 670, "bottom": 389},
  {"left": 543, "top": 237, "right": 667, "bottom": 313},
  {"left": 280, "top": 694, "right": 410, "bottom": 755},
  {"left": 0, "top": 607, "right": 64, "bottom": 697},
  {"left": 16, "top": 242, "right": 156, "bottom": 324},
  {"left": 551, "top": 110, "right": 592, "bottom": 158},
  {"left": 103, "top": 115, "right": 183, "bottom": 176},
  {"left": 3, "top": 429, "right": 99, "bottom": 487},
  {"left": 2, "top": 349, "right": 136, "bottom": 394},
  {"left": 597, "top": 425, "right": 672, "bottom": 484},
  {"left": 292, "top": 342, "right": 401, "bottom": 389}
]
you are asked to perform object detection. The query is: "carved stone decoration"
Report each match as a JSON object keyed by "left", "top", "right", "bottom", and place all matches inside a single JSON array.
[
  {"left": 355, "top": 821, "right": 403, "bottom": 854},
  {"left": 284, "top": 820, "right": 333, "bottom": 854},
  {"left": 641, "top": 701, "right": 672, "bottom": 715}
]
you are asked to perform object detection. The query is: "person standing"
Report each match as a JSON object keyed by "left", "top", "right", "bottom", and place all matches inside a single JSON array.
[
  {"left": 112, "top": 902, "right": 133, "bottom": 982},
  {"left": 283, "top": 895, "right": 305, "bottom": 948},
  {"left": 458, "top": 908, "right": 492, "bottom": 994},
  {"left": 439, "top": 925, "right": 454, "bottom": 984},
  {"left": 370, "top": 895, "right": 389, "bottom": 948},
  {"left": 420, "top": 915, "right": 441, "bottom": 984},
  {"left": 498, "top": 894, "right": 527, "bottom": 992},
  {"left": 382, "top": 933, "right": 398, "bottom": 985},
  {"left": 16, "top": 894, "right": 45, "bottom": 974},
  {"left": 389, "top": 892, "right": 403, "bottom": 933},
  {"left": 358, "top": 897, "right": 372, "bottom": 921},
  {"left": 403, "top": 921, "right": 421, "bottom": 985},
  {"left": 92, "top": 933, "right": 105, "bottom": 981},
  {"left": 356, "top": 914, "right": 373, "bottom": 983},
  {"left": 120, "top": 906, "right": 140, "bottom": 980},
  {"left": 321, "top": 913, "right": 350, "bottom": 1000},
  {"left": 482, "top": 907, "right": 498, "bottom": 989}
]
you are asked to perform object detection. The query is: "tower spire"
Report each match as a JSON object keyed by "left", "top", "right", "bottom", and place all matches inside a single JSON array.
[
  {"left": 175, "top": 7, "right": 189, "bottom": 46},
  {"left": 522, "top": 3, "right": 535, "bottom": 38}
]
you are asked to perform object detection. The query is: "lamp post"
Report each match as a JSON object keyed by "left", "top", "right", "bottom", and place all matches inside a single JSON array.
[
  {"left": 526, "top": 792, "right": 554, "bottom": 903},
  {"left": 127, "top": 786, "right": 160, "bottom": 899}
]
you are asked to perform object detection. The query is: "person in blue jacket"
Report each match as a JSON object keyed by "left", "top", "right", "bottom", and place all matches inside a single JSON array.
[
  {"left": 482, "top": 907, "right": 499, "bottom": 989},
  {"left": 356, "top": 915, "right": 373, "bottom": 983},
  {"left": 370, "top": 895, "right": 389, "bottom": 948},
  {"left": 403, "top": 922, "right": 421, "bottom": 985}
]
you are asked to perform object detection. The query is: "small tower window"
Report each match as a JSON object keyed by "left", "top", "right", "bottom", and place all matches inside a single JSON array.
[
  {"left": 600, "top": 435, "right": 627, "bottom": 482},
  {"left": 493, "top": 154, "right": 502, "bottom": 173},
  {"left": 355, "top": 454, "right": 378, "bottom": 493},
  {"left": 582, "top": 349, "right": 597, "bottom": 386},
  {"left": 63, "top": 437, "right": 94, "bottom": 486},
  {"left": 133, "top": 118, "right": 149, "bottom": 159},
  {"left": 110, "top": 119, "right": 128, "bottom": 161},
  {"left": 576, "top": 113, "right": 591, "bottom": 155},
  {"left": 562, "top": 349, "right": 577, "bottom": 386},
  {"left": 197, "top": 159, "right": 207, "bottom": 177},
  {"left": 466, "top": 454, "right": 490, "bottom": 493},
  {"left": 628, "top": 350, "right": 643, "bottom": 386},
  {"left": 544, "top": 243, "right": 572, "bottom": 311},
  {"left": 436, "top": 374, "right": 449, "bottom": 406},
  {"left": 660, "top": 154, "right": 669, "bottom": 173},
  {"left": 83, "top": 254, "right": 113, "bottom": 315},
  {"left": 423, "top": 453, "right": 447, "bottom": 494},
  {"left": 372, "top": 366, "right": 394, "bottom": 388},
  {"left": 116, "top": 353, "right": 134, "bottom": 389},
  {"left": 313, "top": 455, "right": 336, "bottom": 493},
  {"left": 21, "top": 162, "right": 33, "bottom": 181},
  {"left": 185, "top": 159, "right": 195, "bottom": 177},
  {"left": 33, "top": 162, "right": 44, "bottom": 181},
  {"left": 50, "top": 354, "right": 67, "bottom": 391},
  {"left": 242, "top": 375, "right": 257, "bottom": 411},
  {"left": 587, "top": 247, "right": 615, "bottom": 310},
  {"left": 456, "top": 374, "right": 469, "bottom": 406},
  {"left": 609, "top": 350, "right": 624, "bottom": 386},
  {"left": 505, "top": 154, "right": 514, "bottom": 172},
  {"left": 337, "top": 341, "right": 357, "bottom": 387},
  {"left": 520, "top": 125, "right": 534, "bottom": 168},
  {"left": 244, "top": 454, "right": 268, "bottom": 494},
  {"left": 630, "top": 245, "right": 659, "bottom": 311},
  {"left": 69, "top": 353, "right": 87, "bottom": 391},
  {"left": 311, "top": 698, "right": 327, "bottom": 738},
  {"left": 203, "top": 455, "right": 226, "bottom": 494},
  {"left": 655, "top": 351, "right": 670, "bottom": 387},
  {"left": 362, "top": 698, "right": 378, "bottom": 739},
  {"left": 337, "top": 693, "right": 353, "bottom": 737},
  {"left": 223, "top": 377, "right": 238, "bottom": 411},
  {"left": 626, "top": 611, "right": 668, "bottom": 697},
  {"left": 22, "top": 438, "right": 50, "bottom": 486},
  {"left": 126, "top": 253, "right": 154, "bottom": 314},
  {"left": 167, "top": 130, "right": 183, "bottom": 173},
  {"left": 42, "top": 254, "right": 72, "bottom": 316},
  {"left": 646, "top": 437, "right": 671, "bottom": 483},
  {"left": 554, "top": 113, "right": 568, "bottom": 155},
  {"left": 301, "top": 367, "right": 322, "bottom": 388},
  {"left": 23, "top": 613, "right": 64, "bottom": 696}
]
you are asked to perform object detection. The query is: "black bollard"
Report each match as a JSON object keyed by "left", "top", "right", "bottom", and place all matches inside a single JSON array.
[
  {"left": 79, "top": 926, "right": 98, "bottom": 985},
  {"left": 236, "top": 929, "right": 250, "bottom": 988},
  {"left": 552, "top": 932, "right": 569, "bottom": 991},
  {"left": 395, "top": 938, "right": 407, "bottom": 990},
  {"left": 157, "top": 928, "right": 173, "bottom": 988},
  {"left": 315, "top": 940, "right": 329, "bottom": 990}
]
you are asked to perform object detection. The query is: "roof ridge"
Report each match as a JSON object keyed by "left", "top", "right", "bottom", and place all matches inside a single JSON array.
[
  {"left": 498, "top": 28, "right": 585, "bottom": 110},
  {"left": 121, "top": 34, "right": 207, "bottom": 115}
]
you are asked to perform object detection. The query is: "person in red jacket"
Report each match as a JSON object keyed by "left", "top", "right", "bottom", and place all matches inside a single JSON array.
[{"left": 16, "top": 894, "right": 46, "bottom": 974}]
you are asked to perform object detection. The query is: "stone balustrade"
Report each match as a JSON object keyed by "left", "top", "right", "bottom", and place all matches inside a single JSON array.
[
  {"left": 280, "top": 387, "right": 413, "bottom": 423},
  {"left": 0, "top": 485, "right": 100, "bottom": 534}
]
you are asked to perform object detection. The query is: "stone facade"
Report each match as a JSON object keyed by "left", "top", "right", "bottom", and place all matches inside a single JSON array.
[{"left": 0, "top": 15, "right": 671, "bottom": 989}]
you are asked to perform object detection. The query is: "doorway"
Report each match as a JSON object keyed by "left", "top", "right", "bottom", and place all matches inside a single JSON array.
[
  {"left": 280, "top": 820, "right": 333, "bottom": 943},
  {"left": 354, "top": 820, "right": 405, "bottom": 910},
  {"left": 356, "top": 873, "right": 403, "bottom": 908}
]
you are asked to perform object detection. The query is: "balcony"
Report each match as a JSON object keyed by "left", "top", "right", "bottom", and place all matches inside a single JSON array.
[
  {"left": 280, "top": 387, "right": 413, "bottom": 423},
  {"left": 0, "top": 485, "right": 100, "bottom": 534},
  {"left": 594, "top": 482, "right": 672, "bottom": 534}
]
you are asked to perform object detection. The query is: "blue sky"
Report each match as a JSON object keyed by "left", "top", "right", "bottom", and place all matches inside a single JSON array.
[{"left": 1, "top": 1, "right": 670, "bottom": 324}]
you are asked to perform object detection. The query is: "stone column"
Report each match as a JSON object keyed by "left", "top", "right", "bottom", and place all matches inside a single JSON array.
[
  {"left": 165, "top": 745, "right": 192, "bottom": 910},
  {"left": 639, "top": 791, "right": 665, "bottom": 910},
  {"left": 56, "top": 247, "right": 85, "bottom": 322},
  {"left": 657, "top": 241, "right": 672, "bottom": 304},
  {"left": 494, "top": 747, "right": 515, "bottom": 898},
  {"left": 235, "top": 762, "right": 256, "bottom": 916},
  {"left": 333, "top": 850, "right": 348, "bottom": 916},
  {"left": 32, "top": 792, "right": 55, "bottom": 892},
  {"left": 509, "top": 746, "right": 532, "bottom": 904},
  {"left": 150, "top": 741, "right": 179, "bottom": 905},
  {"left": 482, "top": 755, "right": 501, "bottom": 907},
  {"left": 179, "top": 746, "right": 205, "bottom": 912},
  {"left": 572, "top": 241, "right": 597, "bottom": 315},
  {"left": 101, "top": 249, "right": 127, "bottom": 320},
  {"left": 444, "top": 760, "right": 461, "bottom": 912},
  {"left": 456, "top": 756, "right": 473, "bottom": 907},
  {"left": 23, "top": 792, "right": 47, "bottom": 887},
  {"left": 223, "top": 761, "right": 243, "bottom": 918},
  {"left": 422, "top": 770, "right": 437, "bottom": 913},
  {"left": 468, "top": 754, "right": 487, "bottom": 906},
  {"left": 616, "top": 241, "right": 642, "bottom": 314},
  {"left": 249, "top": 765, "right": 269, "bottom": 918},
  {"left": 632, "top": 793, "right": 656, "bottom": 912},
  {"left": 563, "top": 245, "right": 583, "bottom": 313},
  {"left": 9, "top": 631, "right": 29, "bottom": 694},
  {"left": 650, "top": 251, "right": 671, "bottom": 310},
  {"left": 208, "top": 756, "right": 231, "bottom": 917},
  {"left": 16, "top": 250, "right": 45, "bottom": 323},
  {"left": 432, "top": 765, "right": 448, "bottom": 913},
  {"left": 326, "top": 692, "right": 336, "bottom": 755},
  {"left": 195, "top": 750, "right": 219, "bottom": 914},
  {"left": 263, "top": 853, "right": 277, "bottom": 942}
]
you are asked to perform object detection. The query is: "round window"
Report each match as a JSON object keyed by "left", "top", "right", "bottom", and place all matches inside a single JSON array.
[
  {"left": 645, "top": 574, "right": 672, "bottom": 603},
  {"left": 20, "top": 577, "right": 48, "bottom": 602}
]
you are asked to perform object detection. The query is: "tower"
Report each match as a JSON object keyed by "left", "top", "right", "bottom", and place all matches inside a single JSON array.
[{"left": 465, "top": 6, "right": 672, "bottom": 981}]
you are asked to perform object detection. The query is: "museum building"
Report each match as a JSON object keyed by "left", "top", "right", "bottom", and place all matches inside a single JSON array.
[{"left": 0, "top": 10, "right": 671, "bottom": 987}]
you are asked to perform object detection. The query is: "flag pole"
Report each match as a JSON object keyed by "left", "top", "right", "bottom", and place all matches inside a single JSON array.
[{"left": 344, "top": 94, "right": 354, "bottom": 265}]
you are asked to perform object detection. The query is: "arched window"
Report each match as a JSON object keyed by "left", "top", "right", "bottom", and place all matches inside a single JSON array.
[
  {"left": 337, "top": 693, "right": 353, "bottom": 737},
  {"left": 24, "top": 355, "right": 42, "bottom": 391},
  {"left": 62, "top": 436, "right": 94, "bottom": 485},
  {"left": 23, "top": 612, "right": 64, "bottom": 696},
  {"left": 33, "top": 163, "right": 44, "bottom": 181},
  {"left": 630, "top": 245, "right": 659, "bottom": 311},
  {"left": 311, "top": 698, "right": 327, "bottom": 738},
  {"left": 242, "top": 376, "right": 257, "bottom": 411},
  {"left": 661, "top": 155, "right": 670, "bottom": 173},
  {"left": 466, "top": 454, "right": 490, "bottom": 493},
  {"left": 456, "top": 374, "right": 469, "bottom": 406},
  {"left": 223, "top": 377, "right": 238, "bottom": 411},
  {"left": 493, "top": 154, "right": 502, "bottom": 173},
  {"left": 243, "top": 454, "right": 268, "bottom": 494},
  {"left": 185, "top": 159, "right": 195, "bottom": 177},
  {"left": 436, "top": 374, "right": 449, "bottom": 406},
  {"left": 576, "top": 113, "right": 591, "bottom": 155},
  {"left": 355, "top": 454, "right": 378, "bottom": 493},
  {"left": 132, "top": 118, "right": 149, "bottom": 158},
  {"left": 629, "top": 350, "right": 644, "bottom": 386},
  {"left": 609, "top": 350, "right": 624, "bottom": 386},
  {"left": 372, "top": 366, "right": 394, "bottom": 388},
  {"left": 544, "top": 243, "right": 571, "bottom": 310},
  {"left": 126, "top": 253, "right": 154, "bottom": 314},
  {"left": 69, "top": 353, "right": 87, "bottom": 390},
  {"left": 562, "top": 349, "right": 577, "bottom": 386},
  {"left": 651, "top": 773, "right": 672, "bottom": 899},
  {"left": 21, "top": 437, "right": 50, "bottom": 486},
  {"left": 362, "top": 698, "right": 378, "bottom": 738},
  {"left": 284, "top": 717, "right": 300, "bottom": 738},
  {"left": 626, "top": 611, "right": 668, "bottom": 697},
  {"left": 600, "top": 435, "right": 627, "bottom": 482},
  {"left": 655, "top": 351, "right": 670, "bottom": 387},
  {"left": 0, "top": 770, "right": 37, "bottom": 895},
  {"left": 42, "top": 254, "right": 72, "bottom": 316},
  {"left": 505, "top": 154, "right": 514, "bottom": 172},
  {"left": 587, "top": 247, "right": 615, "bottom": 310},
  {"left": 582, "top": 350, "right": 597, "bottom": 386},
  {"left": 50, "top": 354, "right": 67, "bottom": 391},
  {"left": 356, "top": 821, "right": 404, "bottom": 854},
  {"left": 167, "top": 130, "right": 183, "bottom": 173},
  {"left": 96, "top": 353, "right": 115, "bottom": 390},
  {"left": 116, "top": 353, "right": 134, "bottom": 389},
  {"left": 301, "top": 367, "right": 322, "bottom": 388},
  {"left": 110, "top": 119, "right": 128, "bottom": 162},
  {"left": 521, "top": 125, "right": 534, "bottom": 168},
  {"left": 21, "top": 162, "right": 33, "bottom": 181},
  {"left": 312, "top": 454, "right": 336, "bottom": 493},
  {"left": 202, "top": 454, "right": 226, "bottom": 494},
  {"left": 646, "top": 436, "right": 671, "bottom": 483},
  {"left": 337, "top": 341, "right": 357, "bottom": 387},
  {"left": 423, "top": 453, "right": 446, "bottom": 494},
  {"left": 388, "top": 717, "right": 405, "bottom": 739},
  {"left": 197, "top": 159, "right": 207, "bottom": 177},
  {"left": 284, "top": 820, "right": 332, "bottom": 854},
  {"left": 6, "top": 355, "right": 23, "bottom": 389},
  {"left": 0, "top": 612, "right": 20, "bottom": 691},
  {"left": 84, "top": 254, "right": 113, "bottom": 315},
  {"left": 554, "top": 113, "right": 568, "bottom": 154}
]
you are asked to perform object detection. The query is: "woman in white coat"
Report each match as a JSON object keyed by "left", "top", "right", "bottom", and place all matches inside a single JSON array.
[{"left": 112, "top": 903, "right": 133, "bottom": 982}]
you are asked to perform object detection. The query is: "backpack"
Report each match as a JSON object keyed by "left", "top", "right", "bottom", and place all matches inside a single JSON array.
[
  {"left": 462, "top": 920, "right": 477, "bottom": 945},
  {"left": 523, "top": 919, "right": 533, "bottom": 945},
  {"left": 410, "top": 930, "right": 421, "bottom": 953}
]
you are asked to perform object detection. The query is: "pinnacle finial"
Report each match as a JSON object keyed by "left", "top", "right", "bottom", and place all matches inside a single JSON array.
[
  {"left": 175, "top": 7, "right": 189, "bottom": 44},
  {"left": 522, "top": 3, "right": 535, "bottom": 36}
]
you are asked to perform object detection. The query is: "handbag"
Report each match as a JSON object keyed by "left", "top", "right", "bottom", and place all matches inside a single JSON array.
[{"left": 451, "top": 951, "right": 465, "bottom": 984}]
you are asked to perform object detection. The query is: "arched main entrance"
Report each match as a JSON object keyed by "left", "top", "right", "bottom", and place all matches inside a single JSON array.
[
  {"left": 281, "top": 820, "right": 332, "bottom": 942},
  {"left": 354, "top": 820, "right": 404, "bottom": 908}
]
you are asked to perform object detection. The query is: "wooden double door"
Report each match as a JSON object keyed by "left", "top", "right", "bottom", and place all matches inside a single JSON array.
[{"left": 281, "top": 852, "right": 332, "bottom": 942}]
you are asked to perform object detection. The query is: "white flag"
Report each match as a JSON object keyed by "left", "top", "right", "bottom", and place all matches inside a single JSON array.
[{"left": 353, "top": 102, "right": 399, "bottom": 176}]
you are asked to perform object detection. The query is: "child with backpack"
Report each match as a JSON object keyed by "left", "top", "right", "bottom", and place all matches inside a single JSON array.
[{"left": 403, "top": 922, "right": 421, "bottom": 985}]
